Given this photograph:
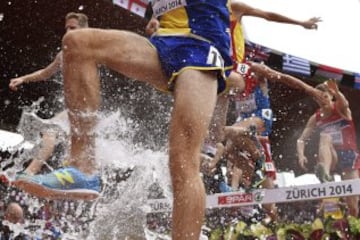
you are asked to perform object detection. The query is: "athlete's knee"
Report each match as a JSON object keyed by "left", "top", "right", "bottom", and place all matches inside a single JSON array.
[{"left": 62, "top": 30, "right": 88, "bottom": 54}]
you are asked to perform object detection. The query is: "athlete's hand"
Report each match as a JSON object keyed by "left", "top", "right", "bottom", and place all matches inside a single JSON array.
[
  {"left": 325, "top": 79, "right": 339, "bottom": 95},
  {"left": 9, "top": 77, "right": 25, "bottom": 91},
  {"left": 145, "top": 18, "right": 160, "bottom": 36},
  {"left": 302, "top": 17, "right": 322, "bottom": 30},
  {"left": 298, "top": 155, "right": 308, "bottom": 171}
]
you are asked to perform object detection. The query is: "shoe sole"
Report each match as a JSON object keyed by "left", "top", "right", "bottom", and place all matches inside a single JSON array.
[{"left": 12, "top": 179, "right": 99, "bottom": 201}]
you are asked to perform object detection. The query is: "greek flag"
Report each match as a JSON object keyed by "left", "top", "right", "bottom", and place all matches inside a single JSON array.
[{"left": 282, "top": 54, "right": 311, "bottom": 76}]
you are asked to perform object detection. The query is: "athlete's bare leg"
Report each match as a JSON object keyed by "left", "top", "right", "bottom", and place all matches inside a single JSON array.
[
  {"left": 205, "top": 94, "right": 229, "bottom": 146},
  {"left": 24, "top": 130, "right": 57, "bottom": 175},
  {"left": 170, "top": 69, "right": 217, "bottom": 239},
  {"left": 230, "top": 165, "right": 243, "bottom": 190},
  {"left": 227, "top": 71, "right": 245, "bottom": 93},
  {"left": 317, "top": 133, "right": 334, "bottom": 178},
  {"left": 63, "top": 28, "right": 215, "bottom": 239},
  {"left": 231, "top": 117, "right": 278, "bottom": 220},
  {"left": 62, "top": 29, "right": 167, "bottom": 174},
  {"left": 342, "top": 170, "right": 359, "bottom": 217},
  {"left": 261, "top": 177, "right": 278, "bottom": 221},
  {"left": 204, "top": 71, "right": 244, "bottom": 148}
]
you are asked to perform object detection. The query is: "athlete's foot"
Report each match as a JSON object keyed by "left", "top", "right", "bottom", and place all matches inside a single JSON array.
[
  {"left": 13, "top": 167, "right": 101, "bottom": 201},
  {"left": 314, "top": 164, "right": 334, "bottom": 183}
]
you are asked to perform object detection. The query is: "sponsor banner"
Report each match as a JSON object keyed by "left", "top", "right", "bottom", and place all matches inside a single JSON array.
[
  {"left": 282, "top": 54, "right": 311, "bottom": 76},
  {"left": 146, "top": 178, "right": 360, "bottom": 213},
  {"left": 218, "top": 192, "right": 253, "bottom": 205},
  {"left": 147, "top": 199, "right": 172, "bottom": 213}
]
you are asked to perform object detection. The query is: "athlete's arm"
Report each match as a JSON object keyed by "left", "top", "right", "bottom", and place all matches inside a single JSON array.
[
  {"left": 326, "top": 80, "right": 352, "bottom": 120},
  {"left": 231, "top": 1, "right": 321, "bottom": 29},
  {"left": 249, "top": 62, "right": 328, "bottom": 105},
  {"left": 297, "top": 114, "right": 316, "bottom": 171},
  {"left": 9, "top": 51, "right": 62, "bottom": 91}
]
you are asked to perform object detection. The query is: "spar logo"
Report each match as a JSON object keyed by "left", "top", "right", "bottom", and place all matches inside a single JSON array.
[{"left": 218, "top": 193, "right": 253, "bottom": 205}]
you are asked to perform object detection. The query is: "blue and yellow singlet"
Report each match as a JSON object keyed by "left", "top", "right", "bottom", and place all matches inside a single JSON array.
[{"left": 152, "top": 0, "right": 231, "bottom": 59}]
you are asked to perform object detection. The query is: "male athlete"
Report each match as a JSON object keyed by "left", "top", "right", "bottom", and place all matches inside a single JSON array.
[
  {"left": 204, "top": 0, "right": 322, "bottom": 153},
  {"left": 14, "top": 2, "right": 233, "bottom": 239},
  {"left": 9, "top": 12, "right": 88, "bottom": 176},
  {"left": 201, "top": 2, "right": 322, "bottom": 221},
  {"left": 297, "top": 80, "right": 360, "bottom": 217},
  {"left": 203, "top": 62, "right": 327, "bottom": 220}
]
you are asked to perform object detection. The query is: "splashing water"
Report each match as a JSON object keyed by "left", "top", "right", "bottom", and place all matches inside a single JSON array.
[
  {"left": 88, "top": 110, "right": 172, "bottom": 239},
  {"left": 2, "top": 105, "right": 172, "bottom": 239}
]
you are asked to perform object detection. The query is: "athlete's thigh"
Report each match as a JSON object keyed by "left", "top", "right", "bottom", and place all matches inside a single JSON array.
[
  {"left": 69, "top": 28, "right": 168, "bottom": 90},
  {"left": 173, "top": 70, "right": 218, "bottom": 122},
  {"left": 170, "top": 69, "right": 218, "bottom": 146}
]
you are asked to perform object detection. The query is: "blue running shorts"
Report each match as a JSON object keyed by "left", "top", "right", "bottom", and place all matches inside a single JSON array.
[{"left": 149, "top": 35, "right": 232, "bottom": 93}]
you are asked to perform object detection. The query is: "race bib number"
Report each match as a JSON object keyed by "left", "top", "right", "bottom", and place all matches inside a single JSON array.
[
  {"left": 236, "top": 63, "right": 250, "bottom": 76},
  {"left": 152, "top": 0, "right": 187, "bottom": 17},
  {"left": 261, "top": 108, "right": 272, "bottom": 121},
  {"left": 206, "top": 46, "right": 224, "bottom": 68},
  {"left": 264, "top": 162, "right": 275, "bottom": 172},
  {"left": 329, "top": 131, "right": 344, "bottom": 145}
]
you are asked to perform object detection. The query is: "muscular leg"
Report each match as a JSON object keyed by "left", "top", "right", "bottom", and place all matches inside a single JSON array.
[
  {"left": 203, "top": 71, "right": 244, "bottom": 150},
  {"left": 230, "top": 165, "right": 242, "bottom": 190},
  {"left": 24, "top": 130, "right": 57, "bottom": 175},
  {"left": 205, "top": 94, "right": 229, "bottom": 147},
  {"left": 62, "top": 29, "right": 167, "bottom": 174},
  {"left": 169, "top": 69, "right": 218, "bottom": 239},
  {"left": 261, "top": 177, "right": 278, "bottom": 221},
  {"left": 318, "top": 133, "right": 333, "bottom": 175},
  {"left": 342, "top": 170, "right": 359, "bottom": 217},
  {"left": 63, "top": 28, "right": 217, "bottom": 238}
]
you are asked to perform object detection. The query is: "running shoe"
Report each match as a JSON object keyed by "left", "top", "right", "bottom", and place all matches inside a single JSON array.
[
  {"left": 314, "top": 164, "right": 334, "bottom": 183},
  {"left": 13, "top": 167, "right": 101, "bottom": 201}
]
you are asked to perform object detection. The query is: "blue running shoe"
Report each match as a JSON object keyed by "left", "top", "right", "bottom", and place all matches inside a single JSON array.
[{"left": 13, "top": 167, "right": 101, "bottom": 201}]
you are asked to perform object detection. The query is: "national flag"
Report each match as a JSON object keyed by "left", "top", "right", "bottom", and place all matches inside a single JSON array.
[
  {"left": 245, "top": 40, "right": 271, "bottom": 63},
  {"left": 113, "top": 0, "right": 148, "bottom": 17},
  {"left": 354, "top": 73, "right": 360, "bottom": 90},
  {"left": 113, "top": 0, "right": 130, "bottom": 9},
  {"left": 282, "top": 54, "right": 311, "bottom": 76},
  {"left": 129, "top": 0, "right": 148, "bottom": 17},
  {"left": 313, "top": 64, "right": 343, "bottom": 83}
]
